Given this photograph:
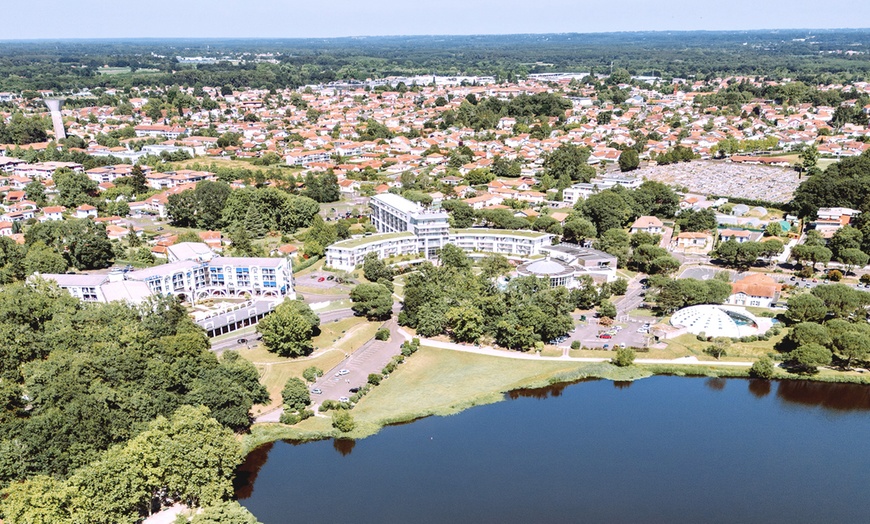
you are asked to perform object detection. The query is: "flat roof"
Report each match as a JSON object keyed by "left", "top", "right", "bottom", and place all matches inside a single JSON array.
[
  {"left": 209, "top": 257, "right": 285, "bottom": 268},
  {"left": 372, "top": 193, "right": 423, "bottom": 215},
  {"left": 329, "top": 231, "right": 416, "bottom": 249},
  {"left": 196, "top": 300, "right": 277, "bottom": 331},
  {"left": 127, "top": 260, "right": 201, "bottom": 280},
  {"left": 42, "top": 273, "right": 108, "bottom": 287},
  {"left": 450, "top": 228, "right": 549, "bottom": 239}
]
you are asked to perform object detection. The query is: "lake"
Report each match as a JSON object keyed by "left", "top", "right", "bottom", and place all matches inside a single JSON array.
[{"left": 236, "top": 376, "right": 870, "bottom": 523}]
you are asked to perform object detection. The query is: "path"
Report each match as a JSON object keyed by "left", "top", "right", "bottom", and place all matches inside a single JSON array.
[{"left": 407, "top": 330, "right": 754, "bottom": 367}]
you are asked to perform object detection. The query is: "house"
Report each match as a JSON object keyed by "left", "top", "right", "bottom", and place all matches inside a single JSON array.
[
  {"left": 816, "top": 207, "right": 860, "bottom": 225},
  {"left": 75, "top": 204, "right": 97, "bottom": 219},
  {"left": 40, "top": 206, "right": 66, "bottom": 221},
  {"left": 629, "top": 216, "right": 664, "bottom": 234},
  {"left": 719, "top": 229, "right": 751, "bottom": 243},
  {"left": 672, "top": 231, "right": 714, "bottom": 254},
  {"left": 727, "top": 273, "right": 782, "bottom": 308}
]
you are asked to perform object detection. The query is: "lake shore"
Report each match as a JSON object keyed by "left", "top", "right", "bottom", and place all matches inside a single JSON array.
[{"left": 241, "top": 345, "right": 870, "bottom": 454}]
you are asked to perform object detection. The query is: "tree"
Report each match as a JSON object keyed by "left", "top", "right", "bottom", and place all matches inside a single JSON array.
[
  {"left": 350, "top": 283, "right": 393, "bottom": 320},
  {"left": 363, "top": 252, "right": 394, "bottom": 283},
  {"left": 832, "top": 331, "right": 870, "bottom": 370},
  {"left": 786, "top": 293, "right": 827, "bottom": 323},
  {"left": 166, "top": 190, "right": 199, "bottom": 227},
  {"left": 618, "top": 148, "right": 640, "bottom": 172},
  {"left": 676, "top": 208, "right": 717, "bottom": 232},
  {"left": 440, "top": 243, "right": 471, "bottom": 270},
  {"left": 829, "top": 226, "right": 862, "bottom": 259},
  {"left": 610, "top": 278, "right": 628, "bottom": 296},
  {"left": 191, "top": 501, "right": 262, "bottom": 524},
  {"left": 578, "top": 189, "right": 634, "bottom": 234},
  {"left": 750, "top": 356, "right": 776, "bottom": 379},
  {"left": 594, "top": 228, "right": 631, "bottom": 267},
  {"left": 799, "top": 145, "right": 819, "bottom": 174},
  {"left": 445, "top": 305, "right": 484, "bottom": 343},
  {"left": 765, "top": 221, "right": 783, "bottom": 238},
  {"left": 441, "top": 199, "right": 475, "bottom": 228},
  {"left": 632, "top": 181, "right": 679, "bottom": 218},
  {"left": 790, "top": 343, "right": 832, "bottom": 373},
  {"left": 256, "top": 301, "right": 315, "bottom": 357},
  {"left": 24, "top": 179, "right": 47, "bottom": 206},
  {"left": 704, "top": 337, "right": 731, "bottom": 359},
  {"left": 598, "top": 299, "right": 617, "bottom": 319},
  {"left": 713, "top": 240, "right": 762, "bottom": 270},
  {"left": 130, "top": 164, "right": 148, "bottom": 195},
  {"left": 630, "top": 231, "right": 661, "bottom": 248},
  {"left": 281, "top": 377, "right": 311, "bottom": 412},
  {"left": 479, "top": 253, "right": 512, "bottom": 278},
  {"left": 812, "top": 283, "right": 870, "bottom": 319},
  {"left": 562, "top": 217, "right": 597, "bottom": 244},
  {"left": 302, "top": 366, "right": 323, "bottom": 383},
  {"left": 54, "top": 169, "right": 98, "bottom": 208},
  {"left": 543, "top": 143, "right": 595, "bottom": 182},
  {"left": 612, "top": 346, "right": 635, "bottom": 367},
  {"left": 838, "top": 248, "right": 869, "bottom": 274},
  {"left": 332, "top": 410, "right": 356, "bottom": 432}
]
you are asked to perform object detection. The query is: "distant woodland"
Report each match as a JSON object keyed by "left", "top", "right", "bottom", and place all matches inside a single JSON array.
[{"left": 1, "top": 30, "right": 870, "bottom": 92}]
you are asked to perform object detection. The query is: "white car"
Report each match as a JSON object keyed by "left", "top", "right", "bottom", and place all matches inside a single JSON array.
[
  {"left": 637, "top": 328, "right": 648, "bottom": 333},
  {"left": 338, "top": 396, "right": 350, "bottom": 403},
  {"left": 335, "top": 369, "right": 350, "bottom": 376}
]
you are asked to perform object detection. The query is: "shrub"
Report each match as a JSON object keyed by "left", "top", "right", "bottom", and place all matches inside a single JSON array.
[
  {"left": 860, "top": 273, "right": 870, "bottom": 284},
  {"left": 279, "top": 412, "right": 301, "bottom": 425},
  {"left": 367, "top": 373, "right": 382, "bottom": 386},
  {"left": 612, "top": 346, "right": 636, "bottom": 367},
  {"left": 382, "top": 361, "right": 397, "bottom": 374},
  {"left": 302, "top": 366, "right": 323, "bottom": 383},
  {"left": 332, "top": 410, "right": 356, "bottom": 433},
  {"left": 375, "top": 328, "right": 390, "bottom": 341},
  {"left": 749, "top": 356, "right": 776, "bottom": 379},
  {"left": 571, "top": 340, "right": 581, "bottom": 350},
  {"left": 826, "top": 269, "right": 842, "bottom": 282}
]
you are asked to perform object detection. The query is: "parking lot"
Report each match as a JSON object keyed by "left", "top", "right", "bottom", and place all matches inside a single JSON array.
[
  {"left": 295, "top": 272, "right": 347, "bottom": 291},
  {"left": 562, "top": 314, "right": 657, "bottom": 350}
]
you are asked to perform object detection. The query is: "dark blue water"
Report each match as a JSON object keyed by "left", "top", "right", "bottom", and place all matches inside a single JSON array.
[{"left": 236, "top": 377, "right": 870, "bottom": 523}]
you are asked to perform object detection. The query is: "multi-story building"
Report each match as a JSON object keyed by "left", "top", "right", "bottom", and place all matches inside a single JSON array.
[
  {"left": 42, "top": 243, "right": 295, "bottom": 304},
  {"left": 326, "top": 194, "right": 553, "bottom": 271},
  {"left": 369, "top": 193, "right": 450, "bottom": 258}
]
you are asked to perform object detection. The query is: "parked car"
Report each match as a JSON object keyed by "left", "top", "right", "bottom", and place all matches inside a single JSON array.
[
  {"left": 337, "top": 369, "right": 350, "bottom": 376},
  {"left": 603, "top": 344, "right": 610, "bottom": 349},
  {"left": 237, "top": 338, "right": 248, "bottom": 344},
  {"left": 637, "top": 328, "right": 647, "bottom": 333},
  {"left": 600, "top": 334, "right": 612, "bottom": 339},
  {"left": 349, "top": 387, "right": 361, "bottom": 393},
  {"left": 327, "top": 275, "right": 335, "bottom": 281},
  {"left": 317, "top": 276, "right": 326, "bottom": 282},
  {"left": 311, "top": 388, "right": 322, "bottom": 395},
  {"left": 339, "top": 396, "right": 350, "bottom": 403}
]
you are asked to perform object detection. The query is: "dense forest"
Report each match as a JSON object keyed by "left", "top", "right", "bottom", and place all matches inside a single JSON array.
[{"left": 1, "top": 30, "right": 869, "bottom": 92}]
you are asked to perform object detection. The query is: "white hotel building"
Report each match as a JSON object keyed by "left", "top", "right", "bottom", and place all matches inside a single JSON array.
[
  {"left": 42, "top": 243, "right": 295, "bottom": 305},
  {"left": 326, "top": 194, "right": 552, "bottom": 271}
]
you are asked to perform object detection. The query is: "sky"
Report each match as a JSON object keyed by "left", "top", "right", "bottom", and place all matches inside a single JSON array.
[{"left": 4, "top": 0, "right": 869, "bottom": 40}]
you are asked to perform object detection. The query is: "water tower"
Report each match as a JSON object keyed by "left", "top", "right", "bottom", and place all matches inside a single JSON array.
[{"left": 43, "top": 98, "right": 66, "bottom": 140}]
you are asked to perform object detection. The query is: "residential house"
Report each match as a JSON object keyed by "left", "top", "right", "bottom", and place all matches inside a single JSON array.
[{"left": 629, "top": 216, "right": 664, "bottom": 234}]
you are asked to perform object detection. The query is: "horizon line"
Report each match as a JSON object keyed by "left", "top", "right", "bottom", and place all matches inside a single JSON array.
[{"left": 1, "top": 27, "right": 869, "bottom": 44}]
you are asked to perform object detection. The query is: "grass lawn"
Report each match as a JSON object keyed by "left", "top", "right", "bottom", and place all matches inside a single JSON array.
[
  {"left": 348, "top": 346, "right": 649, "bottom": 433},
  {"left": 664, "top": 332, "right": 785, "bottom": 360},
  {"left": 245, "top": 351, "right": 347, "bottom": 416}
]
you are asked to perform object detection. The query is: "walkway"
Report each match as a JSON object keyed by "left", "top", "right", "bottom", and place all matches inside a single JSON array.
[{"left": 405, "top": 330, "right": 754, "bottom": 367}]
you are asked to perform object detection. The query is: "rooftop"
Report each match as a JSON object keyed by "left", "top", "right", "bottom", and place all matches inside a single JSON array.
[
  {"left": 450, "top": 228, "right": 550, "bottom": 239},
  {"left": 330, "top": 231, "right": 416, "bottom": 249}
]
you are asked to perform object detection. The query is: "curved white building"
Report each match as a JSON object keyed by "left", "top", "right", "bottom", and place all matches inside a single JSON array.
[
  {"left": 670, "top": 304, "right": 769, "bottom": 339},
  {"left": 516, "top": 258, "right": 575, "bottom": 287}
]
